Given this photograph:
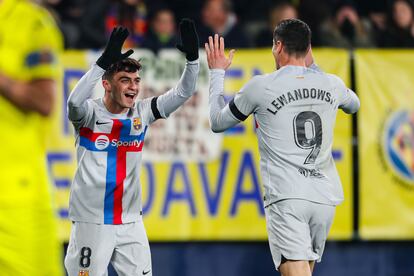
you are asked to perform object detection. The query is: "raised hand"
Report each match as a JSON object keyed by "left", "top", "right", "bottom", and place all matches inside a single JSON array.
[
  {"left": 176, "top": 18, "right": 199, "bottom": 61},
  {"left": 205, "top": 34, "right": 235, "bottom": 70},
  {"left": 96, "top": 27, "right": 134, "bottom": 70}
]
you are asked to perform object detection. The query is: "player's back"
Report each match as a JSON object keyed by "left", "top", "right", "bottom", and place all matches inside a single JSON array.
[{"left": 249, "top": 65, "right": 348, "bottom": 207}]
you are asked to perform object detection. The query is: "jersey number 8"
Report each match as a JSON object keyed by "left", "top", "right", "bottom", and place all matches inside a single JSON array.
[{"left": 79, "top": 247, "right": 92, "bottom": 268}]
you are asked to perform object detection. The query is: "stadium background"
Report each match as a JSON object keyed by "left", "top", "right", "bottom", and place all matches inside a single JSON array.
[
  {"left": 3, "top": 0, "right": 414, "bottom": 275},
  {"left": 49, "top": 48, "right": 414, "bottom": 276}
]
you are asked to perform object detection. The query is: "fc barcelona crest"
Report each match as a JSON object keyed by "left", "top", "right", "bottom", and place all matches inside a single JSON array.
[{"left": 133, "top": 117, "right": 142, "bottom": 130}]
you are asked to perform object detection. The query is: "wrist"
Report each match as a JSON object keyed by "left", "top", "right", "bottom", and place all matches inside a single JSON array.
[
  {"left": 96, "top": 54, "right": 111, "bottom": 70},
  {"left": 186, "top": 58, "right": 199, "bottom": 64},
  {"left": 210, "top": 69, "right": 226, "bottom": 76},
  {"left": 186, "top": 53, "right": 199, "bottom": 62}
]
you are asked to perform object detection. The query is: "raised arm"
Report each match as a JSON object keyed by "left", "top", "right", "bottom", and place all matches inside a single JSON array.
[
  {"left": 151, "top": 19, "right": 200, "bottom": 120},
  {"left": 67, "top": 27, "right": 133, "bottom": 123},
  {"left": 67, "top": 64, "right": 104, "bottom": 122},
  {"left": 205, "top": 34, "right": 248, "bottom": 133}
]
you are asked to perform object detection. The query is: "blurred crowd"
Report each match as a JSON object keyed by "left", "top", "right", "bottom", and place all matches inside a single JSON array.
[{"left": 41, "top": 0, "right": 414, "bottom": 51}]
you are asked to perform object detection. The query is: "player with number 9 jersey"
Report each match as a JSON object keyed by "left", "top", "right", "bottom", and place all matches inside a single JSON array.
[{"left": 205, "top": 19, "right": 360, "bottom": 274}]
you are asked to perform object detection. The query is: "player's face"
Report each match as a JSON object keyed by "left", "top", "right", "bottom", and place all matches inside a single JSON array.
[{"left": 107, "top": 71, "right": 141, "bottom": 110}]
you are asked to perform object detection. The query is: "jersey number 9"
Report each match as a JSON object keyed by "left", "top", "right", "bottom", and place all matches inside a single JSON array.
[{"left": 293, "top": 111, "right": 323, "bottom": 164}]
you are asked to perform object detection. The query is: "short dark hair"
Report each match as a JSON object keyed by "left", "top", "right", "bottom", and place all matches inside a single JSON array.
[
  {"left": 102, "top": 58, "right": 142, "bottom": 80},
  {"left": 273, "top": 19, "right": 311, "bottom": 57}
]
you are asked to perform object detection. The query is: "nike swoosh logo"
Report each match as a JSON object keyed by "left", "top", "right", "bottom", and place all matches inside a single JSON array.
[
  {"left": 96, "top": 121, "right": 110, "bottom": 125},
  {"left": 143, "top": 270, "right": 151, "bottom": 275}
]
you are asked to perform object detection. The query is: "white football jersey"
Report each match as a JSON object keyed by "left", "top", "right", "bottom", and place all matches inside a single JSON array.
[
  {"left": 68, "top": 61, "right": 199, "bottom": 224},
  {"left": 209, "top": 65, "right": 360, "bottom": 207}
]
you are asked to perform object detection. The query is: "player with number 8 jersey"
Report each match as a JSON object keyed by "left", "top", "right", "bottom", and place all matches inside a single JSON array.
[{"left": 65, "top": 20, "right": 199, "bottom": 276}]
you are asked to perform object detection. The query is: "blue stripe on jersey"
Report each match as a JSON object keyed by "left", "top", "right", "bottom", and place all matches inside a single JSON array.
[
  {"left": 77, "top": 119, "right": 148, "bottom": 224},
  {"left": 120, "top": 119, "right": 132, "bottom": 137},
  {"left": 103, "top": 121, "right": 147, "bottom": 224},
  {"left": 79, "top": 136, "right": 100, "bottom": 151},
  {"left": 104, "top": 148, "right": 117, "bottom": 224}
]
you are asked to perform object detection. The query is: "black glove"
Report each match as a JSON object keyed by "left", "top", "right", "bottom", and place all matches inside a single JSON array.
[
  {"left": 176, "top": 18, "right": 199, "bottom": 61},
  {"left": 96, "top": 27, "right": 134, "bottom": 70}
]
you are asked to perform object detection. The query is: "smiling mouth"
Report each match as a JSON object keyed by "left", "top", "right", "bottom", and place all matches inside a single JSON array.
[{"left": 124, "top": 93, "right": 136, "bottom": 99}]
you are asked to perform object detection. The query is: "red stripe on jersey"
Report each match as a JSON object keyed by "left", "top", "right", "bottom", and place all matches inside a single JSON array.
[{"left": 114, "top": 149, "right": 126, "bottom": 224}]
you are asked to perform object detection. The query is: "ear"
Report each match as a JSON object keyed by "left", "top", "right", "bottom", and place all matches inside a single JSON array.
[
  {"left": 276, "top": 40, "right": 283, "bottom": 54},
  {"left": 102, "top": 79, "right": 111, "bottom": 92}
]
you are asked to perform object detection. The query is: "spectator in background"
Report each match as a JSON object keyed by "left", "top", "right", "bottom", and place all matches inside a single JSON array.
[
  {"left": 76, "top": 0, "right": 110, "bottom": 49},
  {"left": 76, "top": 0, "right": 148, "bottom": 49},
  {"left": 255, "top": 1, "right": 298, "bottom": 47},
  {"left": 359, "top": 0, "right": 388, "bottom": 33},
  {"left": 0, "top": 0, "right": 64, "bottom": 275},
  {"left": 42, "top": 0, "right": 83, "bottom": 48},
  {"left": 233, "top": 0, "right": 274, "bottom": 23},
  {"left": 106, "top": 0, "right": 148, "bottom": 48},
  {"left": 378, "top": 0, "right": 414, "bottom": 47},
  {"left": 318, "top": 3, "right": 375, "bottom": 48},
  {"left": 162, "top": 0, "right": 204, "bottom": 24},
  {"left": 298, "top": 0, "right": 332, "bottom": 46},
  {"left": 362, "top": 1, "right": 388, "bottom": 44},
  {"left": 142, "top": 8, "right": 177, "bottom": 53},
  {"left": 198, "top": 0, "right": 250, "bottom": 48}
]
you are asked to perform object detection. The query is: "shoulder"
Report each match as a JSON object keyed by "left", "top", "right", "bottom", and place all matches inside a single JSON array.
[
  {"left": 245, "top": 74, "right": 270, "bottom": 88},
  {"left": 17, "top": 1, "right": 54, "bottom": 26},
  {"left": 135, "top": 98, "right": 151, "bottom": 115},
  {"left": 91, "top": 98, "right": 102, "bottom": 106},
  {"left": 325, "top": 73, "right": 346, "bottom": 87},
  {"left": 21, "top": 2, "right": 63, "bottom": 48}
]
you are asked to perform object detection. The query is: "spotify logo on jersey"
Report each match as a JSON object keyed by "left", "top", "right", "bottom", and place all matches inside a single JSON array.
[{"left": 95, "top": 135, "right": 110, "bottom": 150}]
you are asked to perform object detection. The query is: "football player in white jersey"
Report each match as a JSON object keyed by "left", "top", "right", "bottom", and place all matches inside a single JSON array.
[
  {"left": 205, "top": 19, "right": 359, "bottom": 276},
  {"left": 65, "top": 20, "right": 199, "bottom": 276}
]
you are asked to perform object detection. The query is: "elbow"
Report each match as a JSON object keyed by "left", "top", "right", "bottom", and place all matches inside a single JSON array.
[
  {"left": 211, "top": 127, "right": 224, "bottom": 133},
  {"left": 36, "top": 96, "right": 54, "bottom": 116},
  {"left": 211, "top": 127, "right": 225, "bottom": 133},
  {"left": 341, "top": 99, "right": 360, "bottom": 114},
  {"left": 348, "top": 100, "right": 361, "bottom": 114},
  {"left": 38, "top": 105, "right": 53, "bottom": 117},
  {"left": 210, "top": 122, "right": 226, "bottom": 133}
]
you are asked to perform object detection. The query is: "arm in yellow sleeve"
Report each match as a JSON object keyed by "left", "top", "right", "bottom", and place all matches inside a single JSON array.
[{"left": 0, "top": 74, "right": 55, "bottom": 116}]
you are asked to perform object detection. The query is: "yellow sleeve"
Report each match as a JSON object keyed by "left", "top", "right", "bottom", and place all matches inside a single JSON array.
[{"left": 22, "top": 7, "right": 63, "bottom": 80}]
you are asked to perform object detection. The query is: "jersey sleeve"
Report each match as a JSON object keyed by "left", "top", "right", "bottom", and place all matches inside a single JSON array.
[
  {"left": 140, "top": 59, "right": 199, "bottom": 125},
  {"left": 208, "top": 70, "right": 261, "bottom": 133},
  {"left": 67, "top": 64, "right": 105, "bottom": 128},
  {"left": 23, "top": 8, "right": 63, "bottom": 80},
  {"left": 231, "top": 75, "right": 262, "bottom": 119},
  {"left": 333, "top": 75, "right": 360, "bottom": 114},
  {"left": 136, "top": 96, "right": 157, "bottom": 125}
]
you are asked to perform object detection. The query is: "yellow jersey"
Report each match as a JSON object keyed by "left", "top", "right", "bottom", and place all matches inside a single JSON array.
[{"left": 0, "top": 0, "right": 63, "bottom": 207}]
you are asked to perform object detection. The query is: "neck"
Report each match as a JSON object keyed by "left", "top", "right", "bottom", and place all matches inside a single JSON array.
[
  {"left": 103, "top": 95, "right": 128, "bottom": 114},
  {"left": 282, "top": 55, "right": 306, "bottom": 67}
]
